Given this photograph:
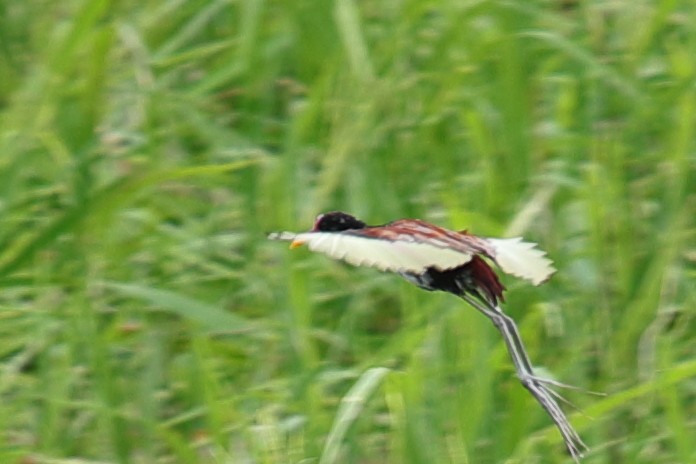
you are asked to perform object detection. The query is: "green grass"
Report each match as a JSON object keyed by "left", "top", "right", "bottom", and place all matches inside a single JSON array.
[{"left": 1, "top": 0, "right": 695, "bottom": 462}]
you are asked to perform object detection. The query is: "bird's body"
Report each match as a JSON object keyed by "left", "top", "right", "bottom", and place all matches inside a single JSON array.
[
  {"left": 272, "top": 212, "right": 555, "bottom": 286},
  {"left": 400, "top": 255, "right": 505, "bottom": 304},
  {"left": 269, "top": 211, "right": 586, "bottom": 462}
]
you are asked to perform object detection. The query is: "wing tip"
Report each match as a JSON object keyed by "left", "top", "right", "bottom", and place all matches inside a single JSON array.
[
  {"left": 487, "top": 237, "right": 556, "bottom": 285},
  {"left": 267, "top": 231, "right": 296, "bottom": 241}
]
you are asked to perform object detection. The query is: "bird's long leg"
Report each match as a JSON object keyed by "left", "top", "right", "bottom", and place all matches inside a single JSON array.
[{"left": 459, "top": 292, "right": 587, "bottom": 462}]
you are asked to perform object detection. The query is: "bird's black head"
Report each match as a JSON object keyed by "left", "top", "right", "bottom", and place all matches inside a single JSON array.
[{"left": 313, "top": 211, "right": 367, "bottom": 232}]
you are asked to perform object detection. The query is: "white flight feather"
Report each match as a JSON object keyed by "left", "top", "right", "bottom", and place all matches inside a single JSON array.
[
  {"left": 487, "top": 237, "right": 556, "bottom": 285},
  {"left": 269, "top": 231, "right": 473, "bottom": 273},
  {"left": 267, "top": 231, "right": 298, "bottom": 241}
]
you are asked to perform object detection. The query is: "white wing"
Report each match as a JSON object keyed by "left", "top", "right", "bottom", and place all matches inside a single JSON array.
[
  {"left": 487, "top": 237, "right": 556, "bottom": 285},
  {"left": 268, "top": 231, "right": 473, "bottom": 273}
]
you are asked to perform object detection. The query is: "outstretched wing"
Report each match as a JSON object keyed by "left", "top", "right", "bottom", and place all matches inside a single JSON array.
[
  {"left": 383, "top": 220, "right": 556, "bottom": 285},
  {"left": 269, "top": 219, "right": 555, "bottom": 285},
  {"left": 268, "top": 227, "right": 474, "bottom": 273},
  {"left": 486, "top": 237, "right": 556, "bottom": 285}
]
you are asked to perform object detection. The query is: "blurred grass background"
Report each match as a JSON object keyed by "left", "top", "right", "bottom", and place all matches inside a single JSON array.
[{"left": 0, "top": 0, "right": 695, "bottom": 463}]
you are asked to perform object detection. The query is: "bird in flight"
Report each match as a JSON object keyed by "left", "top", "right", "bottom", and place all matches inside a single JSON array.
[{"left": 269, "top": 211, "right": 587, "bottom": 461}]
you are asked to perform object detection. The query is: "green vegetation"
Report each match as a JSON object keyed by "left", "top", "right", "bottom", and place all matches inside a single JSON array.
[{"left": 1, "top": 0, "right": 694, "bottom": 462}]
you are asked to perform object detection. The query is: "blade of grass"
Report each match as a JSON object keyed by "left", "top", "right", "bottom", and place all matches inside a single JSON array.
[
  {"left": 320, "top": 367, "right": 390, "bottom": 464},
  {"left": 105, "top": 282, "right": 256, "bottom": 334}
]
